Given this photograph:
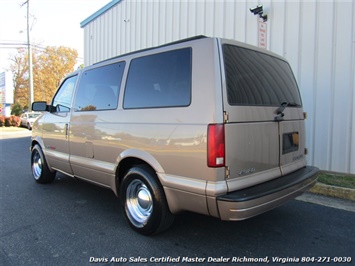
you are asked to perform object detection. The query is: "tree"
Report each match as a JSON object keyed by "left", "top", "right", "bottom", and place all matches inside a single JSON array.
[
  {"left": 10, "top": 46, "right": 78, "bottom": 106},
  {"left": 11, "top": 102, "right": 23, "bottom": 116},
  {"left": 11, "top": 48, "right": 30, "bottom": 109}
]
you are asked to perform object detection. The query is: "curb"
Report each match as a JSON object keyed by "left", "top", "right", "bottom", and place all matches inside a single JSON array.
[
  {"left": 309, "top": 182, "right": 355, "bottom": 201},
  {"left": 0, "top": 131, "right": 29, "bottom": 135},
  {"left": 0, "top": 127, "right": 29, "bottom": 133},
  {"left": 0, "top": 128, "right": 31, "bottom": 139}
]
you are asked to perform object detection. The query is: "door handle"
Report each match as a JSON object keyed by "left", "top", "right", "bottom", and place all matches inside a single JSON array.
[{"left": 65, "top": 123, "right": 69, "bottom": 139}]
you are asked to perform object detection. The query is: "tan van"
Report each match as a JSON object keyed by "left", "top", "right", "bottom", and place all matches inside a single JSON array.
[{"left": 31, "top": 36, "right": 319, "bottom": 235}]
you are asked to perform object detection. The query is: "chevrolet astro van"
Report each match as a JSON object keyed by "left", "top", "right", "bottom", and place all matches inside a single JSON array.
[{"left": 31, "top": 36, "right": 319, "bottom": 235}]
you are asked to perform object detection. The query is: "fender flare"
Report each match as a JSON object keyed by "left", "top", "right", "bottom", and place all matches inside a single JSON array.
[
  {"left": 31, "top": 136, "right": 45, "bottom": 152},
  {"left": 116, "top": 149, "right": 165, "bottom": 174}
]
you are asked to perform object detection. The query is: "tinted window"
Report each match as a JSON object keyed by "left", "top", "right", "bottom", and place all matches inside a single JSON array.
[
  {"left": 74, "top": 62, "right": 125, "bottom": 111},
  {"left": 223, "top": 45, "right": 302, "bottom": 106},
  {"left": 123, "top": 48, "right": 191, "bottom": 109},
  {"left": 52, "top": 75, "right": 77, "bottom": 112}
]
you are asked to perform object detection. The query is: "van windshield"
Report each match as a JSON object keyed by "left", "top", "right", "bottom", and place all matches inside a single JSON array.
[{"left": 223, "top": 44, "right": 302, "bottom": 107}]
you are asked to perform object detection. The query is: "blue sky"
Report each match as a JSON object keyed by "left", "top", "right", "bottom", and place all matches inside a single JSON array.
[{"left": 0, "top": 0, "right": 111, "bottom": 71}]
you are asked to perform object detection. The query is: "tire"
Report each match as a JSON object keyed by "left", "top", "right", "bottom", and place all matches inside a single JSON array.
[
  {"left": 31, "top": 144, "right": 56, "bottom": 184},
  {"left": 27, "top": 123, "right": 32, "bottom": 130},
  {"left": 120, "top": 166, "right": 174, "bottom": 235}
]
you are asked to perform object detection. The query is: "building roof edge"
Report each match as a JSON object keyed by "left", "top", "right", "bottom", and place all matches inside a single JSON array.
[{"left": 80, "top": 0, "right": 122, "bottom": 28}]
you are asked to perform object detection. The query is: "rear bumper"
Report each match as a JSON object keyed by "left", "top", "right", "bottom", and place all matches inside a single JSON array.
[{"left": 216, "top": 166, "right": 319, "bottom": 221}]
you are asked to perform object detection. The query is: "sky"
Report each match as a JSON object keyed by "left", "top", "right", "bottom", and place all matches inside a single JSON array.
[{"left": 0, "top": 0, "right": 112, "bottom": 72}]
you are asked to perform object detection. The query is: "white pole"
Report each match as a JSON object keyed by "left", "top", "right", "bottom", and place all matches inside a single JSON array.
[{"left": 27, "top": 0, "right": 34, "bottom": 111}]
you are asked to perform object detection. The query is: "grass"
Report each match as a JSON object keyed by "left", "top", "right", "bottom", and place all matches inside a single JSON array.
[{"left": 317, "top": 172, "right": 355, "bottom": 190}]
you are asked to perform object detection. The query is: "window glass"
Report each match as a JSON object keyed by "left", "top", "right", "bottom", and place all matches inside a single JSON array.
[
  {"left": 52, "top": 75, "right": 77, "bottom": 112},
  {"left": 223, "top": 45, "right": 302, "bottom": 106},
  {"left": 74, "top": 62, "right": 125, "bottom": 111},
  {"left": 28, "top": 113, "right": 41, "bottom": 119},
  {"left": 123, "top": 48, "right": 192, "bottom": 109}
]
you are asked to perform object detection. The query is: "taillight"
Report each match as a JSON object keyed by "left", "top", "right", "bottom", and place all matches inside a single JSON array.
[{"left": 207, "top": 124, "right": 225, "bottom": 167}]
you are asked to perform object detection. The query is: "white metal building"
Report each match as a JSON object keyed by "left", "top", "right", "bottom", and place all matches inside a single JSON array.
[
  {"left": 80, "top": 0, "right": 355, "bottom": 174},
  {"left": 0, "top": 71, "right": 14, "bottom": 116}
]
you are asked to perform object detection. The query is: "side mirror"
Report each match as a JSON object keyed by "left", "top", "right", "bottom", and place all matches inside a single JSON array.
[{"left": 32, "top": 101, "right": 49, "bottom": 112}]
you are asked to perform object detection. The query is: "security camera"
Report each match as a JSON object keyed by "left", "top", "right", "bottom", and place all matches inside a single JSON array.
[
  {"left": 249, "top": 5, "right": 268, "bottom": 22},
  {"left": 260, "top": 14, "right": 268, "bottom": 22},
  {"left": 250, "top": 5, "right": 263, "bottom": 15}
]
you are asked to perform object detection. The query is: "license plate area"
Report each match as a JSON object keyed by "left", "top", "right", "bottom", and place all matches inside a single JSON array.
[{"left": 282, "top": 132, "right": 299, "bottom": 154}]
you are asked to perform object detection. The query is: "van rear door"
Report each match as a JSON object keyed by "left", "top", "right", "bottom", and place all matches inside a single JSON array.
[{"left": 219, "top": 40, "right": 306, "bottom": 192}]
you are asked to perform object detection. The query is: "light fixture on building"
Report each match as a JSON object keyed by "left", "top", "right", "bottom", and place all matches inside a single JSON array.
[{"left": 250, "top": 5, "right": 268, "bottom": 22}]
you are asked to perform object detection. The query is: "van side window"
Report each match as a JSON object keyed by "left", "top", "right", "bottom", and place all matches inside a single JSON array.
[
  {"left": 52, "top": 75, "right": 78, "bottom": 113},
  {"left": 123, "top": 48, "right": 192, "bottom": 109},
  {"left": 223, "top": 45, "right": 302, "bottom": 107},
  {"left": 74, "top": 62, "right": 125, "bottom": 111}
]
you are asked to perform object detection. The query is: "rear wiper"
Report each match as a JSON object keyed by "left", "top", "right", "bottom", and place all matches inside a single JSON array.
[
  {"left": 287, "top": 102, "right": 301, "bottom": 107},
  {"left": 274, "top": 102, "right": 300, "bottom": 121},
  {"left": 275, "top": 102, "right": 300, "bottom": 115}
]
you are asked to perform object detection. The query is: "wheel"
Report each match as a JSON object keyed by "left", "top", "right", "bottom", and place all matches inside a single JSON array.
[
  {"left": 27, "top": 123, "right": 32, "bottom": 130},
  {"left": 31, "top": 144, "right": 56, "bottom": 184},
  {"left": 120, "top": 166, "right": 174, "bottom": 235}
]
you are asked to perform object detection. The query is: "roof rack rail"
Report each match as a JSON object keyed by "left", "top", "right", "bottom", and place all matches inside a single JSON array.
[
  {"left": 159, "top": 35, "right": 207, "bottom": 47},
  {"left": 93, "top": 35, "right": 208, "bottom": 66}
]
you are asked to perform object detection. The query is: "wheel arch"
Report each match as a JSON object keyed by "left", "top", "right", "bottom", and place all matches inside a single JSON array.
[
  {"left": 30, "top": 136, "right": 45, "bottom": 151},
  {"left": 30, "top": 137, "right": 56, "bottom": 173},
  {"left": 30, "top": 142, "right": 56, "bottom": 183},
  {"left": 114, "top": 149, "right": 165, "bottom": 197}
]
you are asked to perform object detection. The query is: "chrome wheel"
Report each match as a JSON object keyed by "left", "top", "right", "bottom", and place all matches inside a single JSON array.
[
  {"left": 31, "top": 144, "right": 56, "bottom": 184},
  {"left": 120, "top": 166, "right": 174, "bottom": 235},
  {"left": 125, "top": 179, "right": 153, "bottom": 228},
  {"left": 32, "top": 149, "right": 42, "bottom": 180}
]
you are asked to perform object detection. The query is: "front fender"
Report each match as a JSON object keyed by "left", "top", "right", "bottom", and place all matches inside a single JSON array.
[{"left": 31, "top": 135, "right": 45, "bottom": 152}]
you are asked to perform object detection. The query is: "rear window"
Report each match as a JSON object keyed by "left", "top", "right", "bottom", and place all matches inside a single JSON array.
[
  {"left": 123, "top": 48, "right": 192, "bottom": 109},
  {"left": 223, "top": 45, "right": 302, "bottom": 107}
]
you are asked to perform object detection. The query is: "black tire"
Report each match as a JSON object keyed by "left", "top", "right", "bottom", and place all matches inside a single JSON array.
[
  {"left": 120, "top": 166, "right": 174, "bottom": 235},
  {"left": 31, "top": 144, "right": 56, "bottom": 184},
  {"left": 27, "top": 123, "right": 32, "bottom": 130}
]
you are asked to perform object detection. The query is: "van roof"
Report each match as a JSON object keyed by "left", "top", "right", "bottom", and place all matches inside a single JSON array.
[
  {"left": 74, "top": 35, "right": 286, "bottom": 74},
  {"left": 93, "top": 35, "right": 208, "bottom": 66}
]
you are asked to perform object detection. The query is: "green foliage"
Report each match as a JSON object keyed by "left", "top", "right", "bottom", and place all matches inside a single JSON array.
[
  {"left": 318, "top": 173, "right": 355, "bottom": 189},
  {"left": 11, "top": 102, "right": 24, "bottom": 116}
]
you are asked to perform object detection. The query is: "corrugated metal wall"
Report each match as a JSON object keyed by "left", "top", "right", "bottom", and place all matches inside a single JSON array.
[{"left": 82, "top": 0, "right": 355, "bottom": 174}]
